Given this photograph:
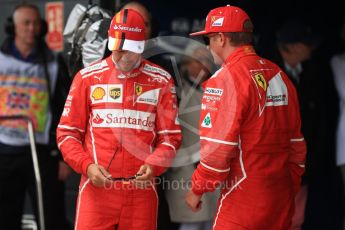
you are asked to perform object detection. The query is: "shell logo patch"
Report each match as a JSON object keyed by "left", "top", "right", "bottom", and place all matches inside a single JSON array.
[
  {"left": 254, "top": 73, "right": 267, "bottom": 91},
  {"left": 92, "top": 87, "right": 106, "bottom": 100},
  {"left": 90, "top": 84, "right": 122, "bottom": 104}
]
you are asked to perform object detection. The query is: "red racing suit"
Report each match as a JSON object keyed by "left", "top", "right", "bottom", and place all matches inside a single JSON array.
[
  {"left": 57, "top": 56, "right": 181, "bottom": 230},
  {"left": 191, "top": 46, "right": 306, "bottom": 230}
]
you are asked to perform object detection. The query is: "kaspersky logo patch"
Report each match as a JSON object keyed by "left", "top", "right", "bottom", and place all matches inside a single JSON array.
[
  {"left": 211, "top": 16, "right": 224, "bottom": 27},
  {"left": 201, "top": 112, "right": 212, "bottom": 128}
]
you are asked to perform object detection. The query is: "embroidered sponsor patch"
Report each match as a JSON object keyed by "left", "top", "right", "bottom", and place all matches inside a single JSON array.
[
  {"left": 133, "top": 82, "right": 160, "bottom": 106},
  {"left": 80, "top": 60, "right": 108, "bottom": 75},
  {"left": 211, "top": 16, "right": 224, "bottom": 27},
  {"left": 93, "top": 75, "right": 102, "bottom": 81},
  {"left": 203, "top": 95, "right": 221, "bottom": 102},
  {"left": 265, "top": 73, "right": 288, "bottom": 107},
  {"left": 92, "top": 87, "right": 106, "bottom": 100},
  {"left": 205, "top": 87, "right": 223, "bottom": 96},
  {"left": 201, "top": 112, "right": 212, "bottom": 128},
  {"left": 253, "top": 72, "right": 267, "bottom": 91},
  {"left": 90, "top": 84, "right": 123, "bottom": 104},
  {"left": 109, "top": 87, "right": 121, "bottom": 100},
  {"left": 201, "top": 103, "right": 218, "bottom": 111},
  {"left": 92, "top": 109, "right": 156, "bottom": 131},
  {"left": 113, "top": 24, "right": 142, "bottom": 32},
  {"left": 135, "top": 85, "right": 143, "bottom": 95},
  {"left": 92, "top": 114, "right": 104, "bottom": 124},
  {"left": 143, "top": 64, "right": 171, "bottom": 79}
]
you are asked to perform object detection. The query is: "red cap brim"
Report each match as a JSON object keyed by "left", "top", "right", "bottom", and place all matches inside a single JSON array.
[{"left": 189, "top": 30, "right": 209, "bottom": 36}]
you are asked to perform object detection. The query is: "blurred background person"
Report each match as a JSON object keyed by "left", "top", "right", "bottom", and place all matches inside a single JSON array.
[
  {"left": 121, "top": 0, "right": 152, "bottom": 39},
  {"left": 263, "top": 17, "right": 344, "bottom": 230},
  {"left": 165, "top": 42, "right": 218, "bottom": 230},
  {"left": 273, "top": 19, "right": 320, "bottom": 230},
  {"left": 331, "top": 16, "right": 345, "bottom": 230},
  {"left": 0, "top": 3, "right": 72, "bottom": 230}
]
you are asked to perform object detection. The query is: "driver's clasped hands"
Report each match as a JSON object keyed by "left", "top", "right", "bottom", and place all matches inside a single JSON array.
[{"left": 87, "top": 163, "right": 154, "bottom": 188}]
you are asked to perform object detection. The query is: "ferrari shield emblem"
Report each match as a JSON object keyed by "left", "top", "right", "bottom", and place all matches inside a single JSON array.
[
  {"left": 254, "top": 73, "right": 267, "bottom": 91},
  {"left": 135, "top": 85, "right": 143, "bottom": 95}
]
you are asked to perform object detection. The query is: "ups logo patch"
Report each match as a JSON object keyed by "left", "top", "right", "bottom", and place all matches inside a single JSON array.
[{"left": 109, "top": 87, "right": 121, "bottom": 99}]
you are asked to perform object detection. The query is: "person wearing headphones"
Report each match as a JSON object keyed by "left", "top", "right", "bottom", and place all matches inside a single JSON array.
[{"left": 0, "top": 3, "right": 71, "bottom": 230}]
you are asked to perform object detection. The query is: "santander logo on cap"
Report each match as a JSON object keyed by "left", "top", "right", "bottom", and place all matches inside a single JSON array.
[
  {"left": 113, "top": 24, "right": 143, "bottom": 32},
  {"left": 211, "top": 16, "right": 224, "bottom": 27},
  {"left": 107, "top": 8, "right": 146, "bottom": 53}
]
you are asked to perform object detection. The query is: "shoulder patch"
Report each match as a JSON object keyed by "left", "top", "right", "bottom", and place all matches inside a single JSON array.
[
  {"left": 80, "top": 60, "right": 108, "bottom": 75},
  {"left": 266, "top": 72, "right": 288, "bottom": 107},
  {"left": 252, "top": 72, "right": 267, "bottom": 91},
  {"left": 143, "top": 64, "right": 171, "bottom": 79}
]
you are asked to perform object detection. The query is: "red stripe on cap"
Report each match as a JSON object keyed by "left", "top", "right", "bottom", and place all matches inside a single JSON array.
[
  {"left": 118, "top": 32, "right": 126, "bottom": 50},
  {"left": 123, "top": 9, "right": 128, "bottom": 24}
]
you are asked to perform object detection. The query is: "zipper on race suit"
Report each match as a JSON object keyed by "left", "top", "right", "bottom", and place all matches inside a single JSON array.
[{"left": 120, "top": 75, "right": 127, "bottom": 180}]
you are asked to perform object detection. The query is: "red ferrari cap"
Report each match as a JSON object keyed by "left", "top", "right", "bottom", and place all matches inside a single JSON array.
[
  {"left": 190, "top": 5, "right": 252, "bottom": 36},
  {"left": 108, "top": 8, "right": 146, "bottom": 53}
]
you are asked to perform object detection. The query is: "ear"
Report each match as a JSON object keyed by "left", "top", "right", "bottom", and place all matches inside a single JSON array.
[{"left": 218, "top": 32, "right": 228, "bottom": 47}]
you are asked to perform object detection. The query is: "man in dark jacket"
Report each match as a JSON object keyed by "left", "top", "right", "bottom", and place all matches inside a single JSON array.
[
  {"left": 265, "top": 18, "right": 344, "bottom": 230},
  {"left": 0, "top": 3, "right": 71, "bottom": 230}
]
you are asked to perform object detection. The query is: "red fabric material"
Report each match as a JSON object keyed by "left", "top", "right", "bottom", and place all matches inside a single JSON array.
[
  {"left": 191, "top": 46, "right": 307, "bottom": 229},
  {"left": 190, "top": 5, "right": 252, "bottom": 36},
  {"left": 291, "top": 185, "right": 308, "bottom": 230},
  {"left": 74, "top": 177, "right": 158, "bottom": 230},
  {"left": 108, "top": 9, "right": 145, "bottom": 41},
  {"left": 57, "top": 56, "right": 181, "bottom": 229},
  {"left": 107, "top": 8, "right": 146, "bottom": 53},
  {"left": 57, "top": 56, "right": 181, "bottom": 179}
]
